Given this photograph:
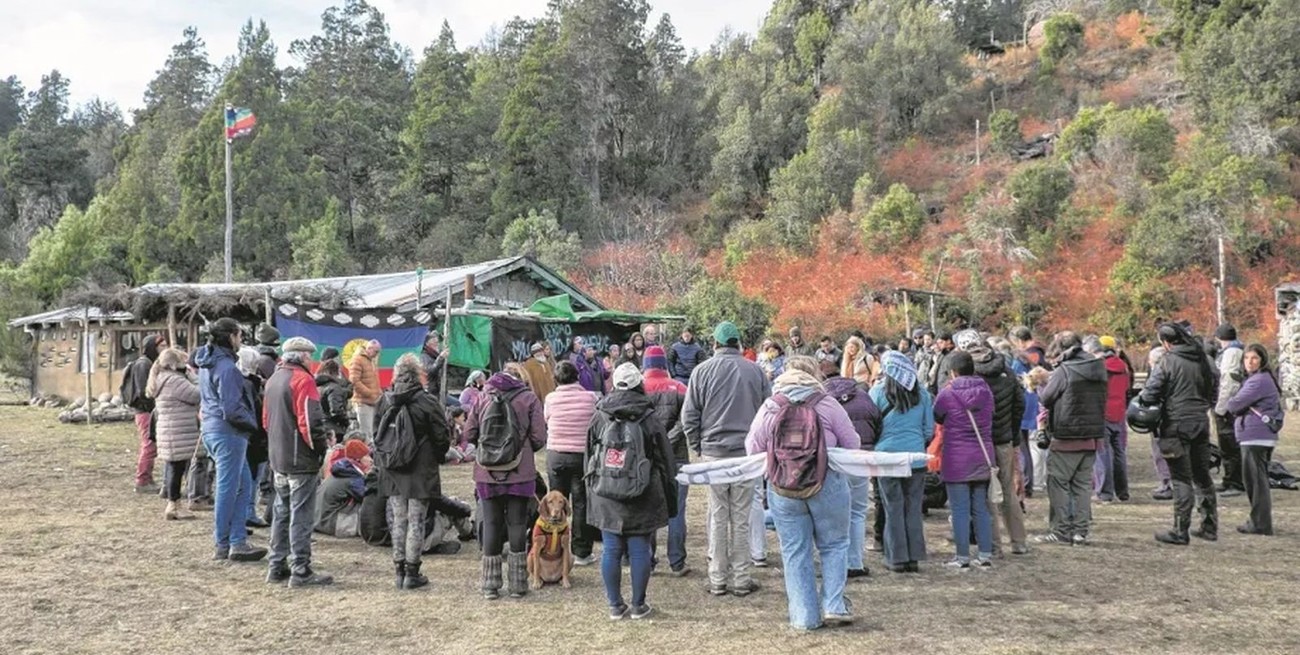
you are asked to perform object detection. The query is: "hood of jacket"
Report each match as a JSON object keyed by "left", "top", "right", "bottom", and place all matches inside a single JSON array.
[
  {"left": 193, "top": 343, "right": 235, "bottom": 369},
  {"left": 1104, "top": 355, "right": 1128, "bottom": 375},
  {"left": 141, "top": 334, "right": 162, "bottom": 362},
  {"left": 315, "top": 372, "right": 352, "bottom": 390},
  {"left": 331, "top": 458, "right": 366, "bottom": 479},
  {"left": 1059, "top": 347, "right": 1107, "bottom": 383},
  {"left": 596, "top": 389, "right": 655, "bottom": 421},
  {"left": 772, "top": 369, "right": 822, "bottom": 403},
  {"left": 946, "top": 375, "right": 993, "bottom": 406},
  {"left": 1169, "top": 343, "right": 1207, "bottom": 365},
  {"left": 486, "top": 372, "right": 527, "bottom": 395},
  {"left": 387, "top": 375, "right": 425, "bottom": 406},
  {"left": 970, "top": 346, "right": 1005, "bottom": 378},
  {"left": 822, "top": 376, "right": 861, "bottom": 402}
]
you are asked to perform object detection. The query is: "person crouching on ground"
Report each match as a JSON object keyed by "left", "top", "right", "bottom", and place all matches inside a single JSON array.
[
  {"left": 1226, "top": 344, "right": 1282, "bottom": 536},
  {"left": 263, "top": 337, "right": 333, "bottom": 586},
  {"left": 871, "top": 351, "right": 934, "bottom": 573},
  {"left": 375, "top": 353, "right": 452, "bottom": 589},
  {"left": 147, "top": 347, "right": 201, "bottom": 521},
  {"left": 933, "top": 351, "right": 996, "bottom": 569},
  {"left": 467, "top": 362, "right": 548, "bottom": 599},
  {"left": 586, "top": 363, "right": 677, "bottom": 620},
  {"left": 195, "top": 319, "right": 266, "bottom": 562},
  {"left": 746, "top": 356, "right": 859, "bottom": 630}
]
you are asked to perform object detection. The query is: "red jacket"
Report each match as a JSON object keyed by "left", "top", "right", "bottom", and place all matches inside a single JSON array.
[
  {"left": 264, "top": 359, "right": 327, "bottom": 475},
  {"left": 1103, "top": 355, "right": 1131, "bottom": 423}
]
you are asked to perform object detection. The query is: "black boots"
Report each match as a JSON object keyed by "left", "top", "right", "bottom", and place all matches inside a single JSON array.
[
  {"left": 1154, "top": 530, "right": 1189, "bottom": 545},
  {"left": 403, "top": 562, "right": 429, "bottom": 590}
]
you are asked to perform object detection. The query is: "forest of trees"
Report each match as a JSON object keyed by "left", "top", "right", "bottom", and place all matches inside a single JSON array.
[{"left": 1, "top": 0, "right": 1297, "bottom": 372}]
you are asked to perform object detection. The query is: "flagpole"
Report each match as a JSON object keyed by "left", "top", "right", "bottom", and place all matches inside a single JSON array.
[{"left": 224, "top": 103, "right": 234, "bottom": 284}]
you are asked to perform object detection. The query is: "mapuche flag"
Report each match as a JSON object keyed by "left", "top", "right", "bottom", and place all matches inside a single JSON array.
[
  {"left": 273, "top": 303, "right": 430, "bottom": 389},
  {"left": 225, "top": 106, "right": 256, "bottom": 140}
]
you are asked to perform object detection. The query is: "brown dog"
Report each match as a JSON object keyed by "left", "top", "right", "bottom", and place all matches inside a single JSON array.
[{"left": 527, "top": 490, "right": 573, "bottom": 590}]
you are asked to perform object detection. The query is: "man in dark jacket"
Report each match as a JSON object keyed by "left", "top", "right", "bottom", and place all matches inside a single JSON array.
[
  {"left": 971, "top": 342, "right": 1027, "bottom": 553},
  {"left": 642, "top": 346, "right": 691, "bottom": 576},
  {"left": 668, "top": 327, "right": 707, "bottom": 385},
  {"left": 680, "top": 322, "right": 770, "bottom": 597},
  {"left": 815, "top": 336, "right": 843, "bottom": 370},
  {"left": 253, "top": 323, "right": 280, "bottom": 381},
  {"left": 375, "top": 352, "right": 451, "bottom": 590},
  {"left": 315, "top": 359, "right": 353, "bottom": 438},
  {"left": 419, "top": 332, "right": 448, "bottom": 398},
  {"left": 1212, "top": 323, "right": 1245, "bottom": 496},
  {"left": 1036, "top": 331, "right": 1107, "bottom": 546},
  {"left": 929, "top": 332, "right": 956, "bottom": 395},
  {"left": 787, "top": 326, "right": 814, "bottom": 357},
  {"left": 1141, "top": 322, "right": 1220, "bottom": 545},
  {"left": 263, "top": 337, "right": 333, "bottom": 587},
  {"left": 123, "top": 334, "right": 165, "bottom": 493}
]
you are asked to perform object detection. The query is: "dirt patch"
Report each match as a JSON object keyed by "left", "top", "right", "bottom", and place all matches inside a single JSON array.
[{"left": 2, "top": 406, "right": 1299, "bottom": 654}]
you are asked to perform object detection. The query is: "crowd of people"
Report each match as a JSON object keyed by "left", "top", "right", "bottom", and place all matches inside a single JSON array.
[{"left": 119, "top": 314, "right": 1285, "bottom": 630}]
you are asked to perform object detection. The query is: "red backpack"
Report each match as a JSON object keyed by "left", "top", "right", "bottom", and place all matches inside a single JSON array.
[{"left": 766, "top": 392, "right": 828, "bottom": 499}]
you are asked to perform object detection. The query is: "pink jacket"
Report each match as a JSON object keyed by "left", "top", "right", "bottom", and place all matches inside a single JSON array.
[
  {"left": 745, "top": 389, "right": 861, "bottom": 454},
  {"left": 544, "top": 383, "right": 599, "bottom": 454}
]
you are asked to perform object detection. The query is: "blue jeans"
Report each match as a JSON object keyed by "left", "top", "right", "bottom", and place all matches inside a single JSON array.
[
  {"left": 1093, "top": 421, "right": 1129, "bottom": 500},
  {"left": 880, "top": 472, "right": 928, "bottom": 566},
  {"left": 270, "top": 472, "right": 320, "bottom": 575},
  {"left": 667, "top": 480, "right": 689, "bottom": 571},
  {"left": 947, "top": 481, "right": 992, "bottom": 561},
  {"left": 768, "top": 471, "right": 851, "bottom": 630},
  {"left": 601, "top": 532, "right": 653, "bottom": 609},
  {"left": 203, "top": 430, "right": 252, "bottom": 549},
  {"left": 847, "top": 475, "right": 870, "bottom": 569}
]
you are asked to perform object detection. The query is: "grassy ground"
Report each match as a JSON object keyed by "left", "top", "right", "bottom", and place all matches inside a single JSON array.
[{"left": 2, "top": 406, "right": 1299, "bottom": 654}]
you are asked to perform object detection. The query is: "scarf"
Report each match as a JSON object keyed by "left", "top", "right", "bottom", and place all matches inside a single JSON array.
[
  {"left": 772, "top": 369, "right": 823, "bottom": 396},
  {"left": 881, "top": 350, "right": 918, "bottom": 391},
  {"left": 534, "top": 516, "right": 568, "bottom": 556},
  {"left": 675, "top": 449, "right": 932, "bottom": 486}
]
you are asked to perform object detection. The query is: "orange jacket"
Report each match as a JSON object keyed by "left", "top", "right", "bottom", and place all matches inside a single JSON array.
[{"left": 349, "top": 352, "right": 381, "bottom": 406}]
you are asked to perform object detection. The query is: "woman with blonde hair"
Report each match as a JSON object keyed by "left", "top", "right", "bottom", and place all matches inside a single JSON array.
[
  {"left": 841, "top": 336, "right": 878, "bottom": 385},
  {"left": 147, "top": 348, "right": 201, "bottom": 520}
]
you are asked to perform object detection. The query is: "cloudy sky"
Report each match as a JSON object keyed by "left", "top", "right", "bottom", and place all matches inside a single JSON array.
[{"left": 2, "top": 0, "right": 768, "bottom": 118}]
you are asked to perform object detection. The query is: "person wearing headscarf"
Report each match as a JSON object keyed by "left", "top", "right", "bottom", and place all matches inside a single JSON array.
[
  {"left": 459, "top": 370, "right": 487, "bottom": 414},
  {"left": 870, "top": 351, "right": 935, "bottom": 572},
  {"left": 745, "top": 356, "right": 858, "bottom": 630}
]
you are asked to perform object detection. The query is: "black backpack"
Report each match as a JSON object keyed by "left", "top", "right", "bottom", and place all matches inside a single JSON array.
[
  {"left": 119, "top": 359, "right": 154, "bottom": 413},
  {"left": 477, "top": 388, "right": 525, "bottom": 472},
  {"left": 588, "top": 417, "right": 652, "bottom": 501},
  {"left": 374, "top": 395, "right": 420, "bottom": 472}
]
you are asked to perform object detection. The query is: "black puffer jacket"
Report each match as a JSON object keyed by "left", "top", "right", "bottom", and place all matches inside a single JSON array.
[
  {"left": 375, "top": 375, "right": 451, "bottom": 500},
  {"left": 1040, "top": 347, "right": 1107, "bottom": 441},
  {"left": 585, "top": 390, "right": 678, "bottom": 535},
  {"left": 1139, "top": 343, "right": 1218, "bottom": 433},
  {"left": 972, "top": 347, "right": 1027, "bottom": 446},
  {"left": 315, "top": 372, "right": 353, "bottom": 435}
]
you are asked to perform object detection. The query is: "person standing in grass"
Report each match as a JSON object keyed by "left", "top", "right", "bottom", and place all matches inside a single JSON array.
[
  {"left": 822, "top": 363, "right": 881, "bottom": 578},
  {"left": 746, "top": 356, "right": 859, "bottom": 630},
  {"left": 969, "top": 340, "right": 1028, "bottom": 556},
  {"left": 1225, "top": 344, "right": 1283, "bottom": 536},
  {"left": 263, "top": 337, "right": 333, "bottom": 587},
  {"left": 375, "top": 353, "right": 452, "bottom": 589},
  {"left": 586, "top": 363, "right": 677, "bottom": 620},
  {"left": 543, "top": 361, "right": 600, "bottom": 566},
  {"left": 932, "top": 351, "right": 996, "bottom": 569},
  {"left": 1142, "top": 323, "right": 1220, "bottom": 546},
  {"left": 147, "top": 347, "right": 201, "bottom": 521},
  {"left": 870, "top": 351, "right": 934, "bottom": 573},
  {"left": 195, "top": 318, "right": 266, "bottom": 563},
  {"left": 642, "top": 345, "right": 692, "bottom": 577}
]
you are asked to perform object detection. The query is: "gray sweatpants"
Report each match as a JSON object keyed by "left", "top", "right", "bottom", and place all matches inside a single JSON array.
[{"left": 389, "top": 496, "right": 429, "bottom": 564}]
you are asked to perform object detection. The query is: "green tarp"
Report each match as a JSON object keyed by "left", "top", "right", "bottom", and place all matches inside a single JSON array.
[
  {"left": 445, "top": 314, "right": 493, "bottom": 370},
  {"left": 527, "top": 294, "right": 578, "bottom": 320}
]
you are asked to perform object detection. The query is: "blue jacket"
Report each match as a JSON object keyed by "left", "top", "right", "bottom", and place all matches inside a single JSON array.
[
  {"left": 195, "top": 344, "right": 259, "bottom": 436},
  {"left": 869, "top": 381, "right": 935, "bottom": 469},
  {"left": 669, "top": 339, "right": 707, "bottom": 384},
  {"left": 1012, "top": 358, "right": 1040, "bottom": 432}
]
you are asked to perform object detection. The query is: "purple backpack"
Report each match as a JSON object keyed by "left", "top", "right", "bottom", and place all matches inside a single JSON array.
[{"left": 766, "top": 393, "right": 828, "bottom": 499}]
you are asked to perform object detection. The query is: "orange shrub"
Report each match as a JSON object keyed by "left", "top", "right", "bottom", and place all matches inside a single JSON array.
[{"left": 1115, "top": 12, "right": 1148, "bottom": 49}]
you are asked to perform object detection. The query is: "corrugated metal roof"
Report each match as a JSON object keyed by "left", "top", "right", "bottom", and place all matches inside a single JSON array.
[{"left": 7, "top": 306, "right": 135, "bottom": 328}]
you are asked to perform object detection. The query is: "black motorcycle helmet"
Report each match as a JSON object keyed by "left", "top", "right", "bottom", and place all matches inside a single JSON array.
[{"left": 1126, "top": 398, "right": 1161, "bottom": 434}]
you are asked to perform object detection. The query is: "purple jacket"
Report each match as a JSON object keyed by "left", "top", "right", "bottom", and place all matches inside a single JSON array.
[
  {"left": 466, "top": 373, "right": 548, "bottom": 487},
  {"left": 571, "top": 352, "right": 605, "bottom": 394},
  {"left": 745, "top": 386, "right": 861, "bottom": 454},
  {"left": 823, "top": 376, "right": 882, "bottom": 449},
  {"left": 933, "top": 376, "right": 996, "bottom": 484},
  {"left": 1226, "top": 371, "right": 1283, "bottom": 447}
]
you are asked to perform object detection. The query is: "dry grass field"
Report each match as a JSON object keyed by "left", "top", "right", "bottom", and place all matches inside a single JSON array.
[{"left": 2, "top": 405, "right": 1298, "bottom": 655}]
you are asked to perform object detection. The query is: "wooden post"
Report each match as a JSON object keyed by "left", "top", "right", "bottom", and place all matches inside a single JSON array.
[
  {"left": 1216, "top": 234, "right": 1227, "bottom": 325},
  {"left": 441, "top": 285, "right": 453, "bottom": 400},
  {"left": 903, "top": 290, "right": 912, "bottom": 338},
  {"left": 464, "top": 274, "right": 476, "bottom": 303},
  {"left": 166, "top": 303, "right": 177, "bottom": 349},
  {"left": 83, "top": 307, "right": 92, "bottom": 426},
  {"left": 975, "top": 119, "right": 981, "bottom": 166},
  {"left": 263, "top": 288, "right": 273, "bottom": 324}
]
